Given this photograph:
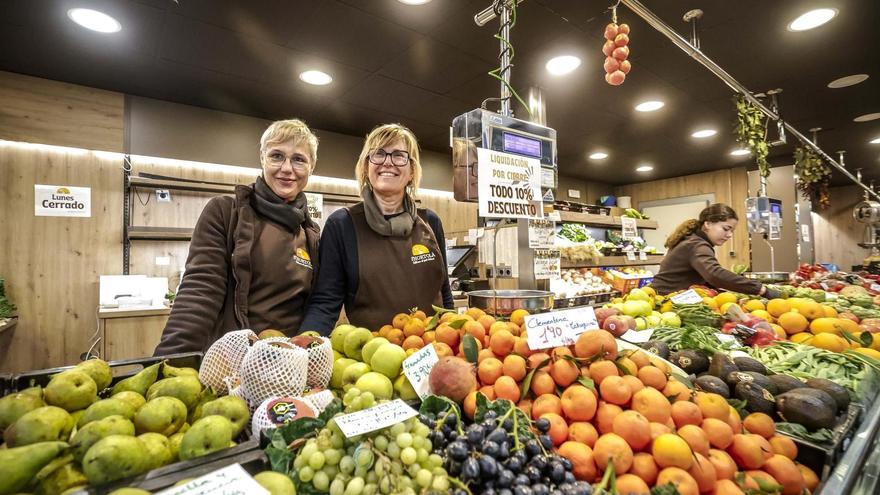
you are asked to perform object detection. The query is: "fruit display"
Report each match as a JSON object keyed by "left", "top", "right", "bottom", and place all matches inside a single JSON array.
[{"left": 551, "top": 269, "right": 613, "bottom": 300}]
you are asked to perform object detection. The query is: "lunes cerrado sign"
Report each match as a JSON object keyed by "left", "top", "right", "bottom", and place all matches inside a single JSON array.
[
  {"left": 477, "top": 148, "right": 543, "bottom": 220},
  {"left": 34, "top": 185, "right": 91, "bottom": 217}
]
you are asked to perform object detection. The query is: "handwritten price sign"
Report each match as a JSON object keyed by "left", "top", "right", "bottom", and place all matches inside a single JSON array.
[
  {"left": 335, "top": 400, "right": 419, "bottom": 438},
  {"left": 155, "top": 464, "right": 269, "bottom": 495},
  {"left": 525, "top": 307, "right": 600, "bottom": 350},
  {"left": 402, "top": 344, "right": 439, "bottom": 399}
]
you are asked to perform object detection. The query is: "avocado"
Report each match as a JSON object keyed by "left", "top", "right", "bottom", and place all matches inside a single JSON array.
[
  {"left": 805, "top": 378, "right": 850, "bottom": 412},
  {"left": 726, "top": 372, "right": 777, "bottom": 395},
  {"left": 708, "top": 353, "right": 738, "bottom": 380},
  {"left": 694, "top": 375, "right": 730, "bottom": 398},
  {"left": 768, "top": 374, "right": 805, "bottom": 394},
  {"left": 640, "top": 341, "right": 669, "bottom": 360},
  {"left": 733, "top": 356, "right": 768, "bottom": 375},
  {"left": 777, "top": 389, "right": 837, "bottom": 430},
  {"left": 735, "top": 382, "right": 776, "bottom": 416},
  {"left": 788, "top": 387, "right": 838, "bottom": 413},
  {"left": 669, "top": 350, "right": 710, "bottom": 375}
]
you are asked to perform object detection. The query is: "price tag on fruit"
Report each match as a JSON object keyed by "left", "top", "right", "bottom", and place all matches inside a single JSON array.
[
  {"left": 525, "top": 307, "right": 600, "bottom": 350},
  {"left": 402, "top": 344, "right": 439, "bottom": 400},
  {"left": 155, "top": 463, "right": 269, "bottom": 495},
  {"left": 670, "top": 289, "right": 702, "bottom": 304},
  {"left": 335, "top": 400, "right": 419, "bottom": 438},
  {"left": 620, "top": 328, "right": 654, "bottom": 344}
]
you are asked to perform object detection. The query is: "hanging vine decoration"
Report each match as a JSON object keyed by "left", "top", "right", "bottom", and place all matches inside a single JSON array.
[
  {"left": 733, "top": 95, "right": 771, "bottom": 178},
  {"left": 794, "top": 145, "right": 831, "bottom": 210}
]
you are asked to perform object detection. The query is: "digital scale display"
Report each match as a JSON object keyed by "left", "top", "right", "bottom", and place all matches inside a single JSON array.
[{"left": 502, "top": 132, "right": 542, "bottom": 159}]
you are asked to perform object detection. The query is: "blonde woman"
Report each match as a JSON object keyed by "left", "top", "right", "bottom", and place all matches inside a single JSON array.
[
  {"left": 155, "top": 119, "right": 321, "bottom": 354},
  {"left": 302, "top": 123, "right": 453, "bottom": 333}
]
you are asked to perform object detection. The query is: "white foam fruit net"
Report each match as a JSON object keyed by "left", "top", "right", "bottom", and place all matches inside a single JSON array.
[
  {"left": 250, "top": 390, "right": 336, "bottom": 438},
  {"left": 240, "top": 338, "right": 309, "bottom": 405},
  {"left": 199, "top": 329, "right": 257, "bottom": 394},
  {"left": 307, "top": 338, "right": 334, "bottom": 389}
]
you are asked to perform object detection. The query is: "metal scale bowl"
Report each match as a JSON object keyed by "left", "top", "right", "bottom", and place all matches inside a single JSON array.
[{"left": 467, "top": 290, "right": 554, "bottom": 316}]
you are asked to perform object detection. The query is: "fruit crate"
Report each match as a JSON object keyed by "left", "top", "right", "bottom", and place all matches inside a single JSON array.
[
  {"left": 553, "top": 291, "right": 617, "bottom": 309},
  {"left": 605, "top": 271, "right": 642, "bottom": 294},
  {"left": 780, "top": 402, "right": 862, "bottom": 485}
]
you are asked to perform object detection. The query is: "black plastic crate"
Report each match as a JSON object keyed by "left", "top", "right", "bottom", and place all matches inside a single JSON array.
[{"left": 780, "top": 403, "right": 862, "bottom": 485}]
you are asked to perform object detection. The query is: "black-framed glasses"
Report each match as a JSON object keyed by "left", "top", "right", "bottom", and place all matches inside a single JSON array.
[
  {"left": 369, "top": 149, "right": 410, "bottom": 167},
  {"left": 265, "top": 151, "right": 310, "bottom": 172}
]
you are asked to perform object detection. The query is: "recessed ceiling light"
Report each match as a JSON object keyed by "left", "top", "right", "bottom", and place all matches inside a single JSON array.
[
  {"left": 589, "top": 152, "right": 608, "bottom": 160},
  {"left": 67, "top": 8, "right": 121, "bottom": 33},
  {"left": 299, "top": 70, "right": 332, "bottom": 86},
  {"left": 636, "top": 165, "right": 654, "bottom": 172},
  {"left": 545, "top": 55, "right": 581, "bottom": 76},
  {"left": 855, "top": 113, "right": 880, "bottom": 122},
  {"left": 828, "top": 74, "right": 869, "bottom": 88},
  {"left": 635, "top": 100, "right": 665, "bottom": 112},
  {"left": 730, "top": 148, "right": 751, "bottom": 156},
  {"left": 691, "top": 129, "right": 717, "bottom": 138},
  {"left": 398, "top": 0, "right": 432, "bottom": 4},
  {"left": 871, "top": 138, "right": 880, "bottom": 144},
  {"left": 787, "top": 8, "right": 837, "bottom": 31}
]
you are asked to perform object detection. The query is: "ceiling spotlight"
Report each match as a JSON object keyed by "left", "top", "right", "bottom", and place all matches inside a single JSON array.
[
  {"left": 871, "top": 138, "right": 880, "bottom": 144},
  {"left": 691, "top": 129, "right": 717, "bottom": 138},
  {"left": 545, "top": 55, "right": 581, "bottom": 76},
  {"left": 828, "top": 74, "right": 869, "bottom": 88},
  {"left": 854, "top": 113, "right": 880, "bottom": 123},
  {"left": 398, "top": 0, "right": 432, "bottom": 4},
  {"left": 636, "top": 165, "right": 654, "bottom": 172},
  {"left": 787, "top": 8, "right": 837, "bottom": 31},
  {"left": 589, "top": 152, "right": 609, "bottom": 160},
  {"left": 635, "top": 100, "right": 665, "bottom": 112},
  {"left": 67, "top": 8, "right": 121, "bottom": 33},
  {"left": 299, "top": 70, "right": 332, "bottom": 86},
  {"left": 730, "top": 148, "right": 751, "bottom": 156}
]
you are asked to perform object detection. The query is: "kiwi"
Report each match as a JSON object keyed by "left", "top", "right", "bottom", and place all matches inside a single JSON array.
[
  {"left": 708, "top": 352, "right": 738, "bottom": 379},
  {"left": 735, "top": 382, "right": 776, "bottom": 416},
  {"left": 733, "top": 356, "right": 768, "bottom": 375},
  {"left": 694, "top": 375, "right": 730, "bottom": 398},
  {"left": 768, "top": 374, "right": 805, "bottom": 394},
  {"left": 805, "top": 378, "right": 850, "bottom": 412},
  {"left": 726, "top": 371, "right": 777, "bottom": 395}
]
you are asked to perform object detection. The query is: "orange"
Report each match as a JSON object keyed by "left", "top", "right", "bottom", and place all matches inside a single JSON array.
[
  {"left": 627, "top": 349, "right": 652, "bottom": 369},
  {"left": 727, "top": 434, "right": 764, "bottom": 470},
  {"left": 600, "top": 375, "right": 632, "bottom": 406},
  {"left": 378, "top": 324, "right": 394, "bottom": 338},
  {"left": 403, "top": 318, "right": 426, "bottom": 337},
  {"left": 702, "top": 418, "right": 734, "bottom": 449},
  {"left": 478, "top": 385, "right": 496, "bottom": 400},
  {"left": 637, "top": 365, "right": 668, "bottom": 390},
  {"left": 477, "top": 348, "right": 497, "bottom": 364},
  {"left": 488, "top": 321, "right": 511, "bottom": 336},
  {"left": 493, "top": 375, "right": 520, "bottom": 402},
  {"left": 464, "top": 307, "right": 485, "bottom": 320},
  {"left": 652, "top": 433, "right": 694, "bottom": 470},
  {"left": 671, "top": 400, "right": 703, "bottom": 428},
  {"left": 797, "top": 462, "right": 819, "bottom": 491},
  {"left": 663, "top": 379, "right": 692, "bottom": 402},
  {"left": 656, "top": 467, "right": 699, "bottom": 495},
  {"left": 574, "top": 330, "right": 619, "bottom": 360},
  {"left": 687, "top": 452, "right": 717, "bottom": 494},
  {"left": 766, "top": 299, "right": 791, "bottom": 318},
  {"left": 513, "top": 337, "right": 533, "bottom": 357},
  {"left": 531, "top": 393, "right": 562, "bottom": 420},
  {"left": 530, "top": 371, "right": 556, "bottom": 396},
  {"left": 649, "top": 422, "right": 672, "bottom": 441},
  {"left": 557, "top": 441, "right": 597, "bottom": 482},
  {"left": 588, "top": 359, "right": 619, "bottom": 386},
  {"left": 622, "top": 374, "right": 646, "bottom": 395},
  {"left": 632, "top": 387, "right": 672, "bottom": 424},
  {"left": 488, "top": 329, "right": 515, "bottom": 356},
  {"left": 477, "top": 314, "right": 496, "bottom": 332},
  {"left": 517, "top": 399, "right": 532, "bottom": 418},
  {"left": 462, "top": 320, "right": 486, "bottom": 343},
  {"left": 777, "top": 312, "right": 809, "bottom": 335},
  {"left": 712, "top": 479, "right": 745, "bottom": 495},
  {"left": 509, "top": 308, "right": 529, "bottom": 327},
  {"left": 568, "top": 422, "right": 599, "bottom": 447},
  {"left": 457, "top": 335, "right": 481, "bottom": 355},
  {"left": 422, "top": 330, "right": 435, "bottom": 343},
  {"left": 762, "top": 455, "right": 804, "bottom": 495},
  {"left": 463, "top": 390, "right": 477, "bottom": 419},
  {"left": 612, "top": 410, "right": 652, "bottom": 451},
  {"left": 798, "top": 300, "right": 824, "bottom": 320},
  {"left": 727, "top": 406, "right": 743, "bottom": 435},
  {"left": 596, "top": 401, "right": 624, "bottom": 435},
  {"left": 677, "top": 424, "right": 710, "bottom": 456},
  {"left": 743, "top": 299, "right": 765, "bottom": 312},
  {"left": 742, "top": 471, "right": 779, "bottom": 490},
  {"left": 615, "top": 474, "right": 650, "bottom": 494},
  {"left": 392, "top": 312, "right": 411, "bottom": 330},
  {"left": 695, "top": 392, "right": 729, "bottom": 420},
  {"left": 630, "top": 452, "right": 660, "bottom": 486},
  {"left": 708, "top": 449, "right": 737, "bottom": 481},
  {"left": 432, "top": 341, "right": 453, "bottom": 358},
  {"left": 386, "top": 328, "right": 404, "bottom": 346},
  {"left": 527, "top": 352, "right": 551, "bottom": 372},
  {"left": 769, "top": 434, "right": 798, "bottom": 460},
  {"left": 435, "top": 323, "right": 460, "bottom": 349},
  {"left": 402, "top": 335, "right": 424, "bottom": 350},
  {"left": 617, "top": 357, "right": 638, "bottom": 376},
  {"left": 552, "top": 346, "right": 573, "bottom": 359},
  {"left": 549, "top": 359, "right": 580, "bottom": 387},
  {"left": 748, "top": 433, "right": 774, "bottom": 462},
  {"left": 477, "top": 357, "right": 504, "bottom": 385},
  {"left": 743, "top": 412, "right": 775, "bottom": 439},
  {"left": 502, "top": 354, "right": 527, "bottom": 381},
  {"left": 561, "top": 384, "right": 598, "bottom": 422},
  {"left": 410, "top": 309, "right": 427, "bottom": 321},
  {"left": 593, "top": 433, "right": 634, "bottom": 474},
  {"left": 540, "top": 412, "right": 569, "bottom": 446}
]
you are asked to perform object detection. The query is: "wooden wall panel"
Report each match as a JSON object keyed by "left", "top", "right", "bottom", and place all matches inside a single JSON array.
[
  {"left": 614, "top": 167, "right": 751, "bottom": 269},
  {"left": 0, "top": 71, "right": 124, "bottom": 152},
  {"left": 813, "top": 185, "right": 870, "bottom": 270}
]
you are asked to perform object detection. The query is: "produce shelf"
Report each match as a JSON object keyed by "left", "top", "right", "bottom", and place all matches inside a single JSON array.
[
  {"left": 561, "top": 254, "right": 664, "bottom": 268},
  {"left": 557, "top": 211, "right": 658, "bottom": 229},
  {"left": 818, "top": 396, "right": 880, "bottom": 494},
  {"left": 127, "top": 226, "right": 194, "bottom": 241}
]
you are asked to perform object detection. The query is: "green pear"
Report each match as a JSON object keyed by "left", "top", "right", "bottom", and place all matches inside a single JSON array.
[
  {"left": 36, "top": 461, "right": 88, "bottom": 495},
  {"left": 134, "top": 397, "right": 187, "bottom": 436},
  {"left": 137, "top": 432, "right": 173, "bottom": 471},
  {"left": 82, "top": 435, "right": 149, "bottom": 485},
  {"left": 146, "top": 376, "right": 202, "bottom": 410},
  {"left": 253, "top": 471, "right": 296, "bottom": 495},
  {"left": 330, "top": 324, "right": 357, "bottom": 353},
  {"left": 112, "top": 362, "right": 161, "bottom": 396},
  {"left": 161, "top": 360, "right": 199, "bottom": 379},
  {"left": 45, "top": 370, "right": 98, "bottom": 412},
  {"left": 108, "top": 489, "right": 152, "bottom": 495},
  {"left": 70, "top": 415, "right": 135, "bottom": 462},
  {"left": 168, "top": 430, "right": 185, "bottom": 461},
  {"left": 187, "top": 386, "right": 218, "bottom": 424},
  {"left": 0, "top": 389, "right": 45, "bottom": 431},
  {"left": 343, "top": 327, "right": 374, "bottom": 360},
  {"left": 33, "top": 452, "right": 74, "bottom": 481},
  {"left": 341, "top": 362, "right": 371, "bottom": 389},
  {"left": 4, "top": 406, "right": 73, "bottom": 447},
  {"left": 75, "top": 358, "right": 113, "bottom": 390},
  {"left": 361, "top": 337, "right": 389, "bottom": 365},
  {"left": 178, "top": 415, "right": 234, "bottom": 461},
  {"left": 78, "top": 398, "right": 136, "bottom": 428},
  {"left": 19, "top": 385, "right": 44, "bottom": 398},
  {"left": 112, "top": 391, "right": 146, "bottom": 412},
  {"left": 330, "top": 358, "right": 357, "bottom": 389},
  {"left": 0, "top": 441, "right": 68, "bottom": 494},
  {"left": 197, "top": 396, "right": 249, "bottom": 437},
  {"left": 393, "top": 374, "right": 419, "bottom": 401}
]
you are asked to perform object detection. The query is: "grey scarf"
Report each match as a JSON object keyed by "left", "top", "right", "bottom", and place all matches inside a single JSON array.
[
  {"left": 361, "top": 186, "right": 417, "bottom": 237},
  {"left": 252, "top": 176, "right": 308, "bottom": 232}
]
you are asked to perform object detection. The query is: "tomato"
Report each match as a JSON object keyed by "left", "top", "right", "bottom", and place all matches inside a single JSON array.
[
  {"left": 605, "top": 23, "right": 619, "bottom": 41},
  {"left": 604, "top": 57, "right": 620, "bottom": 74},
  {"left": 606, "top": 70, "right": 626, "bottom": 86},
  {"left": 612, "top": 46, "right": 630, "bottom": 61},
  {"left": 614, "top": 33, "right": 630, "bottom": 47},
  {"left": 603, "top": 40, "right": 616, "bottom": 57},
  {"left": 619, "top": 60, "right": 632, "bottom": 74}
]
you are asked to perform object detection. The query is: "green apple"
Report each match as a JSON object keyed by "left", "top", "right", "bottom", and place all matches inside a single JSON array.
[
  {"left": 354, "top": 372, "right": 393, "bottom": 401},
  {"left": 370, "top": 343, "right": 407, "bottom": 379},
  {"left": 634, "top": 317, "right": 647, "bottom": 331},
  {"left": 330, "top": 358, "right": 357, "bottom": 390},
  {"left": 341, "top": 362, "right": 371, "bottom": 390},
  {"left": 361, "top": 338, "right": 389, "bottom": 365},
  {"left": 300, "top": 330, "right": 321, "bottom": 338},
  {"left": 646, "top": 314, "right": 662, "bottom": 328},
  {"left": 626, "top": 288, "right": 651, "bottom": 303},
  {"left": 393, "top": 375, "right": 419, "bottom": 401},
  {"left": 660, "top": 312, "right": 682, "bottom": 327},
  {"left": 330, "top": 324, "right": 356, "bottom": 353},
  {"left": 343, "top": 328, "right": 373, "bottom": 361}
]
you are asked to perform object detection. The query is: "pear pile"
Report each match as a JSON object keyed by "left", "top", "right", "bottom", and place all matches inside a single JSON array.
[{"left": 0, "top": 358, "right": 250, "bottom": 494}]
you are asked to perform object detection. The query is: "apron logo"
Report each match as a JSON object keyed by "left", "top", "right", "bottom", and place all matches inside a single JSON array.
[
  {"left": 411, "top": 244, "right": 436, "bottom": 265},
  {"left": 294, "top": 247, "right": 313, "bottom": 269}
]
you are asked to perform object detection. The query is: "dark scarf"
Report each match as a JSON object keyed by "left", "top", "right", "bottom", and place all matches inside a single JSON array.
[
  {"left": 361, "top": 186, "right": 417, "bottom": 237},
  {"left": 252, "top": 176, "right": 308, "bottom": 232}
]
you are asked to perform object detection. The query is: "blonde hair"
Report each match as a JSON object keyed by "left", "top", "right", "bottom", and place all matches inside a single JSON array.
[
  {"left": 259, "top": 119, "right": 319, "bottom": 169},
  {"left": 355, "top": 123, "right": 422, "bottom": 196},
  {"left": 665, "top": 203, "right": 738, "bottom": 249}
]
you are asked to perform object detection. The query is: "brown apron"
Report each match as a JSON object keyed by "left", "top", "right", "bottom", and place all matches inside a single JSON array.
[
  {"left": 347, "top": 203, "right": 445, "bottom": 331},
  {"left": 247, "top": 221, "right": 314, "bottom": 335}
]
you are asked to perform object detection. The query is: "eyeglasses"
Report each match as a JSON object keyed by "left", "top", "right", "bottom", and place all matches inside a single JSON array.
[
  {"left": 265, "top": 151, "right": 310, "bottom": 172},
  {"left": 369, "top": 149, "right": 410, "bottom": 167}
]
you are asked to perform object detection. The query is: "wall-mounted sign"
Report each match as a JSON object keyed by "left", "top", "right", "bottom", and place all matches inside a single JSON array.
[
  {"left": 304, "top": 192, "right": 324, "bottom": 228},
  {"left": 621, "top": 216, "right": 638, "bottom": 239},
  {"left": 35, "top": 185, "right": 91, "bottom": 217},
  {"left": 477, "top": 148, "right": 543, "bottom": 220}
]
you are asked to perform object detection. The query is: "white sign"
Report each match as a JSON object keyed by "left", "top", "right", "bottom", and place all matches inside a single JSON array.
[
  {"left": 528, "top": 219, "right": 556, "bottom": 249},
  {"left": 801, "top": 224, "right": 811, "bottom": 243},
  {"left": 34, "top": 184, "right": 91, "bottom": 217},
  {"left": 402, "top": 344, "right": 439, "bottom": 400},
  {"left": 533, "top": 250, "right": 561, "bottom": 280},
  {"left": 567, "top": 189, "right": 581, "bottom": 199},
  {"left": 768, "top": 212, "right": 781, "bottom": 240},
  {"left": 547, "top": 211, "right": 562, "bottom": 222},
  {"left": 525, "top": 306, "right": 599, "bottom": 350},
  {"left": 541, "top": 167, "right": 556, "bottom": 189},
  {"left": 621, "top": 216, "right": 638, "bottom": 239},
  {"left": 639, "top": 251, "right": 648, "bottom": 261},
  {"left": 620, "top": 328, "right": 654, "bottom": 344},
  {"left": 670, "top": 289, "right": 702, "bottom": 304},
  {"left": 626, "top": 251, "right": 636, "bottom": 262},
  {"left": 155, "top": 464, "right": 269, "bottom": 495},
  {"left": 335, "top": 400, "right": 419, "bottom": 438},
  {"left": 477, "top": 148, "right": 543, "bottom": 220},
  {"left": 305, "top": 192, "right": 324, "bottom": 228},
  {"left": 715, "top": 333, "right": 742, "bottom": 348}
]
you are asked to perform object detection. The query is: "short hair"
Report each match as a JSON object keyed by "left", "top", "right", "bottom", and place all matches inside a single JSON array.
[
  {"left": 259, "top": 119, "right": 319, "bottom": 169},
  {"left": 355, "top": 123, "right": 422, "bottom": 196}
]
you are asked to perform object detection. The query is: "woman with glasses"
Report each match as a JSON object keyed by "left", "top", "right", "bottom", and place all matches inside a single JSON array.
[
  {"left": 301, "top": 123, "right": 453, "bottom": 333},
  {"left": 154, "top": 119, "right": 321, "bottom": 354}
]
